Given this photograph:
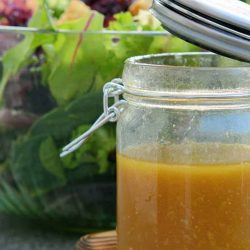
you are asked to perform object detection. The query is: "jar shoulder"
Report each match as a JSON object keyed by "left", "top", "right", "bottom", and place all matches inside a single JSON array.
[{"left": 117, "top": 104, "right": 250, "bottom": 153}]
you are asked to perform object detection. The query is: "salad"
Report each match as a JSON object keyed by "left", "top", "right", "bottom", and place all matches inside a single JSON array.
[{"left": 0, "top": 0, "right": 198, "bottom": 231}]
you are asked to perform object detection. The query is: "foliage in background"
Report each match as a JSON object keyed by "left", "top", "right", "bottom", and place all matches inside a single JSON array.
[{"left": 0, "top": 0, "right": 199, "bottom": 228}]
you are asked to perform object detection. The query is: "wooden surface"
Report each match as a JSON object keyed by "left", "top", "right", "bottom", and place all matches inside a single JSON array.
[{"left": 76, "top": 231, "right": 117, "bottom": 250}]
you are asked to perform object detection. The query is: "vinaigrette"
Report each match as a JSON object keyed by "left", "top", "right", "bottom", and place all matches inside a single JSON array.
[{"left": 117, "top": 144, "right": 250, "bottom": 250}]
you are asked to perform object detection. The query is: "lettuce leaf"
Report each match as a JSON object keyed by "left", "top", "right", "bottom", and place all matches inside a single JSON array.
[
  {"left": 45, "top": 12, "right": 106, "bottom": 105},
  {"left": 0, "top": 5, "right": 55, "bottom": 102}
]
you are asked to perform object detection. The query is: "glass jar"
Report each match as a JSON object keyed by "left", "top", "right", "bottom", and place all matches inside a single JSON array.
[{"left": 117, "top": 52, "right": 250, "bottom": 249}]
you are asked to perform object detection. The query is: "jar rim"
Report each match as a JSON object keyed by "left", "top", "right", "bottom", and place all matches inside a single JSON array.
[
  {"left": 125, "top": 52, "right": 250, "bottom": 70},
  {"left": 122, "top": 52, "right": 250, "bottom": 108}
]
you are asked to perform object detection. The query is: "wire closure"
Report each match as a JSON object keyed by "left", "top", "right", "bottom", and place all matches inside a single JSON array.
[{"left": 60, "top": 79, "right": 125, "bottom": 158}]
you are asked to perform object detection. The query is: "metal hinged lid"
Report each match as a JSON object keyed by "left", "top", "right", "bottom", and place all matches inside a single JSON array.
[{"left": 151, "top": 0, "right": 250, "bottom": 62}]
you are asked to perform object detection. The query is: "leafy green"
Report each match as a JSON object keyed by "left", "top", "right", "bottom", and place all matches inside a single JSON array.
[
  {"left": 108, "top": 12, "right": 138, "bottom": 31},
  {"left": 164, "top": 36, "right": 199, "bottom": 53},
  {"left": 29, "top": 91, "right": 103, "bottom": 139},
  {"left": 0, "top": 2, "right": 200, "bottom": 229},
  {"left": 62, "top": 125, "right": 116, "bottom": 173},
  {"left": 29, "top": 1, "right": 55, "bottom": 30},
  {"left": 106, "top": 12, "right": 198, "bottom": 61},
  {"left": 9, "top": 91, "right": 105, "bottom": 195},
  {"left": 0, "top": 4, "right": 55, "bottom": 102},
  {"left": 108, "top": 12, "right": 162, "bottom": 31},
  {"left": 46, "top": 12, "right": 106, "bottom": 105},
  {"left": 39, "top": 136, "right": 66, "bottom": 181},
  {"left": 11, "top": 135, "right": 66, "bottom": 195},
  {"left": 48, "top": 0, "right": 71, "bottom": 18}
]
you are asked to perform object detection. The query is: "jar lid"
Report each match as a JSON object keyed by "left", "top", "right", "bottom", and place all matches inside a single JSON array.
[{"left": 151, "top": 0, "right": 250, "bottom": 62}]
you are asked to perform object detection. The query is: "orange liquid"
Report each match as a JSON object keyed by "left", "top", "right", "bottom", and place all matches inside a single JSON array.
[{"left": 117, "top": 144, "right": 250, "bottom": 250}]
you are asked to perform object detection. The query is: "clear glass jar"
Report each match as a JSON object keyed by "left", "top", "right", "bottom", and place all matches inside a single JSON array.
[{"left": 117, "top": 52, "right": 250, "bottom": 249}]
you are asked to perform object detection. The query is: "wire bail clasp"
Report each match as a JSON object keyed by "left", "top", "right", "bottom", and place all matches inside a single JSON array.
[{"left": 60, "top": 78, "right": 125, "bottom": 158}]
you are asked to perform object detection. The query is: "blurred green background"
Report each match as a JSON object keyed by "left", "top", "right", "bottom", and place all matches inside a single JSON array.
[{"left": 0, "top": 0, "right": 247, "bottom": 232}]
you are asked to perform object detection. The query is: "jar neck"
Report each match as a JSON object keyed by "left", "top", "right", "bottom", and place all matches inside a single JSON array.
[
  {"left": 122, "top": 53, "right": 250, "bottom": 110},
  {"left": 123, "top": 89, "right": 250, "bottom": 110}
]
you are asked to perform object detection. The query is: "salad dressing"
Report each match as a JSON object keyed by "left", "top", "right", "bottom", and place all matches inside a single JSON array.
[{"left": 117, "top": 144, "right": 250, "bottom": 249}]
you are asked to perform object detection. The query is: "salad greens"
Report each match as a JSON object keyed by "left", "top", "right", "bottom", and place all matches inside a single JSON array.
[{"left": 0, "top": 1, "right": 198, "bottom": 230}]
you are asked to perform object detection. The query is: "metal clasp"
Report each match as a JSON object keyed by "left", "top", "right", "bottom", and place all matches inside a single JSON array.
[{"left": 60, "top": 78, "right": 125, "bottom": 158}]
